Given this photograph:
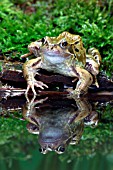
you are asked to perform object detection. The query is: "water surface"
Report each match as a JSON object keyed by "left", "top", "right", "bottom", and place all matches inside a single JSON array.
[{"left": 0, "top": 94, "right": 113, "bottom": 170}]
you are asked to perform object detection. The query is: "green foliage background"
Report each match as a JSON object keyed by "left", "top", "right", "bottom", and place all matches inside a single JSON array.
[{"left": 0, "top": 0, "right": 113, "bottom": 75}]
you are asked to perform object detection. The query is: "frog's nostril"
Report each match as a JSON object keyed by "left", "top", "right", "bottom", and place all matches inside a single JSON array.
[
  {"left": 50, "top": 46, "right": 54, "bottom": 50},
  {"left": 35, "top": 46, "right": 39, "bottom": 50}
]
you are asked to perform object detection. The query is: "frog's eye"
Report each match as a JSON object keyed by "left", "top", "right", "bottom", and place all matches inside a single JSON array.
[
  {"left": 26, "top": 123, "right": 39, "bottom": 134},
  {"left": 94, "top": 55, "right": 99, "bottom": 61},
  {"left": 39, "top": 148, "right": 47, "bottom": 154},
  {"left": 60, "top": 41, "right": 68, "bottom": 48},
  {"left": 55, "top": 146, "right": 65, "bottom": 154},
  {"left": 94, "top": 55, "right": 98, "bottom": 61},
  {"left": 70, "top": 140, "right": 77, "bottom": 145},
  {"left": 94, "top": 55, "right": 100, "bottom": 64}
]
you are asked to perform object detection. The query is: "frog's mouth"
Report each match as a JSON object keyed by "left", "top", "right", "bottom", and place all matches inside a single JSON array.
[
  {"left": 38, "top": 127, "right": 70, "bottom": 149},
  {"left": 42, "top": 49, "right": 71, "bottom": 64}
]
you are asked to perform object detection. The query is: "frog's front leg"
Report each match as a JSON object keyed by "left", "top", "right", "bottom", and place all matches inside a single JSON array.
[
  {"left": 23, "top": 57, "right": 48, "bottom": 97},
  {"left": 72, "top": 67, "right": 93, "bottom": 97}
]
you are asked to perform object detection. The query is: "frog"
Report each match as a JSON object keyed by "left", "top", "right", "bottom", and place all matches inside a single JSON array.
[
  {"left": 21, "top": 31, "right": 93, "bottom": 98},
  {"left": 22, "top": 97, "right": 98, "bottom": 154}
]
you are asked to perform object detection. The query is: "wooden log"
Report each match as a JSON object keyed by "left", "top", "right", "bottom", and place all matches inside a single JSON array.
[{"left": 0, "top": 69, "right": 113, "bottom": 91}]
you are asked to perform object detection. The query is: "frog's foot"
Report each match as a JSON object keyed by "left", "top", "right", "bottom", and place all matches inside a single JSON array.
[{"left": 25, "top": 80, "right": 48, "bottom": 98}]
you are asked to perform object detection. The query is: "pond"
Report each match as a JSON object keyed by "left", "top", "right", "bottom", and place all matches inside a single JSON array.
[{"left": 0, "top": 91, "right": 113, "bottom": 170}]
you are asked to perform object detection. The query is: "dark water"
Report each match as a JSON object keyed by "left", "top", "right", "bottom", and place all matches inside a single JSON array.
[{"left": 0, "top": 93, "right": 113, "bottom": 170}]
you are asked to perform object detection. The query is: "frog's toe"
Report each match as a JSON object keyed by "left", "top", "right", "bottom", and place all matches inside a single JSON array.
[
  {"left": 35, "top": 83, "right": 44, "bottom": 89},
  {"left": 25, "top": 81, "right": 48, "bottom": 98},
  {"left": 35, "top": 81, "right": 48, "bottom": 89}
]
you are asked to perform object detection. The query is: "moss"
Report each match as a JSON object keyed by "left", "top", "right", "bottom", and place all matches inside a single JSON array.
[{"left": 0, "top": 0, "right": 113, "bottom": 75}]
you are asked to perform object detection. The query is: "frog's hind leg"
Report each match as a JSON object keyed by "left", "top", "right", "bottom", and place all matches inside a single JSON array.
[{"left": 72, "top": 67, "right": 93, "bottom": 97}]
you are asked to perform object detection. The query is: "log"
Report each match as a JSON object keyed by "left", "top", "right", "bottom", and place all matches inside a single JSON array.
[{"left": 0, "top": 69, "right": 113, "bottom": 91}]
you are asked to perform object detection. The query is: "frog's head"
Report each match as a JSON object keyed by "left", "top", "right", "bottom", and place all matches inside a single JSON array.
[
  {"left": 26, "top": 123, "right": 71, "bottom": 154},
  {"left": 38, "top": 126, "right": 71, "bottom": 154},
  {"left": 38, "top": 121, "right": 84, "bottom": 154},
  {"left": 26, "top": 121, "right": 84, "bottom": 154},
  {"left": 28, "top": 32, "right": 86, "bottom": 65}
]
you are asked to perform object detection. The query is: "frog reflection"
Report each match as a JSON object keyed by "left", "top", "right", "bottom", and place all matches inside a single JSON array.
[{"left": 22, "top": 97, "right": 98, "bottom": 154}]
